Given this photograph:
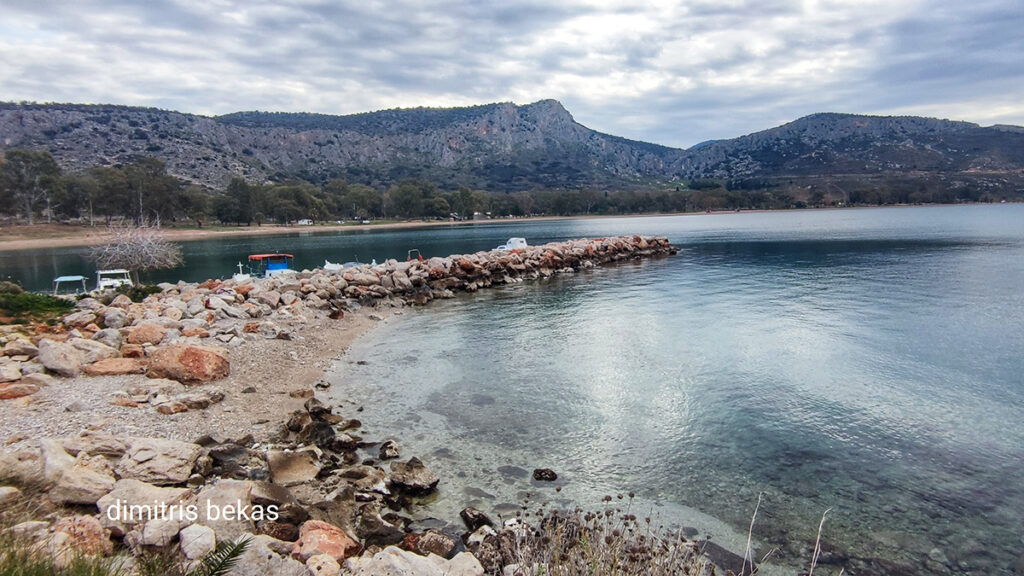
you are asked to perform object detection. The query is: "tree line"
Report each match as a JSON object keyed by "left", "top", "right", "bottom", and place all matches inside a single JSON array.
[{"left": 1, "top": 149, "right": 1017, "bottom": 227}]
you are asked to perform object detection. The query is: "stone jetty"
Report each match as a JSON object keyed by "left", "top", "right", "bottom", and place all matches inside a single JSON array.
[{"left": 0, "top": 236, "right": 694, "bottom": 575}]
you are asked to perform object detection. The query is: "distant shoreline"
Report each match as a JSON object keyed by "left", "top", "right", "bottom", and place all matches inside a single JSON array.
[{"left": 0, "top": 202, "right": 1012, "bottom": 252}]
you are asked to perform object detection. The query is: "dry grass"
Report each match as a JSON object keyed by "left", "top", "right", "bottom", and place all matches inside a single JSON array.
[{"left": 495, "top": 494, "right": 715, "bottom": 576}]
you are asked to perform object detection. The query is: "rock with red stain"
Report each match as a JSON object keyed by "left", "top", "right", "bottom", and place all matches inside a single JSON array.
[
  {"left": 291, "top": 520, "right": 362, "bottom": 563},
  {"left": 127, "top": 324, "right": 168, "bottom": 346},
  {"left": 84, "top": 358, "right": 146, "bottom": 376},
  {"left": 0, "top": 382, "right": 38, "bottom": 399},
  {"left": 121, "top": 344, "right": 146, "bottom": 358},
  {"left": 146, "top": 345, "right": 229, "bottom": 384},
  {"left": 49, "top": 515, "right": 113, "bottom": 557}
]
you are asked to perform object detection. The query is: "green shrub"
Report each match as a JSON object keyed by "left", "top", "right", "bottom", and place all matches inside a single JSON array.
[
  {"left": 112, "top": 284, "right": 162, "bottom": 303},
  {"left": 0, "top": 292, "right": 74, "bottom": 324}
]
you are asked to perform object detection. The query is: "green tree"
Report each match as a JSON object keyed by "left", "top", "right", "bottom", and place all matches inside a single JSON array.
[
  {"left": 124, "top": 157, "right": 181, "bottom": 225},
  {"left": 387, "top": 179, "right": 436, "bottom": 219},
  {"left": 341, "top": 184, "right": 383, "bottom": 219},
  {"left": 223, "top": 178, "right": 262, "bottom": 225},
  {"left": 0, "top": 149, "right": 62, "bottom": 224},
  {"left": 181, "top": 185, "right": 211, "bottom": 227},
  {"left": 90, "top": 166, "right": 132, "bottom": 224}
]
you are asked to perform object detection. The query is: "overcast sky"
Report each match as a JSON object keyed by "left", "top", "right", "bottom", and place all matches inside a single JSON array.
[{"left": 1, "top": 0, "right": 1021, "bottom": 148}]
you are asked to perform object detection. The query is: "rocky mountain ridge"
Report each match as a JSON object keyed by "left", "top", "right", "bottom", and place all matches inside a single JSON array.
[{"left": 1, "top": 100, "right": 1022, "bottom": 193}]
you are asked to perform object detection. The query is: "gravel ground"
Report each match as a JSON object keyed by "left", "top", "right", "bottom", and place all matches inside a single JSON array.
[{"left": 0, "top": 310, "right": 383, "bottom": 446}]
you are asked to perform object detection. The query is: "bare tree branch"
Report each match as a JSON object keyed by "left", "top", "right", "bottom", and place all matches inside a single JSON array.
[{"left": 90, "top": 224, "right": 183, "bottom": 284}]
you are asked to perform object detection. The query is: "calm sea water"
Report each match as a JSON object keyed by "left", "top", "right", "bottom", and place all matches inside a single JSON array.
[
  {"left": 321, "top": 206, "right": 1024, "bottom": 575},
  {"left": 4, "top": 206, "right": 1022, "bottom": 572}
]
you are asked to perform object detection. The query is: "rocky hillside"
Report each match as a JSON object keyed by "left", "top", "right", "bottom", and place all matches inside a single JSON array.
[
  {"left": 676, "top": 113, "right": 1024, "bottom": 180},
  {"left": 1, "top": 100, "right": 1022, "bottom": 193},
  {"left": 0, "top": 100, "right": 678, "bottom": 191}
]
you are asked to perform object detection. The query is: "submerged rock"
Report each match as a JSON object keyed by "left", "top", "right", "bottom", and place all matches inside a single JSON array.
[{"left": 389, "top": 457, "right": 440, "bottom": 494}]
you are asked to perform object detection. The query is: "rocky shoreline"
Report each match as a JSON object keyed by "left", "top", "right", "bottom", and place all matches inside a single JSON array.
[{"left": 0, "top": 236, "right": 709, "bottom": 575}]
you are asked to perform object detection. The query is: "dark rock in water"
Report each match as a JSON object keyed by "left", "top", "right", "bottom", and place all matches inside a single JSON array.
[
  {"left": 407, "top": 517, "right": 448, "bottom": 533},
  {"left": 304, "top": 397, "right": 331, "bottom": 420},
  {"left": 533, "top": 468, "right": 558, "bottom": 481},
  {"left": 339, "top": 418, "right": 362, "bottom": 431},
  {"left": 330, "top": 433, "right": 358, "bottom": 452},
  {"left": 356, "top": 504, "right": 405, "bottom": 547},
  {"left": 417, "top": 529, "right": 458, "bottom": 558},
  {"left": 699, "top": 540, "right": 753, "bottom": 576},
  {"left": 682, "top": 526, "right": 700, "bottom": 539},
  {"left": 378, "top": 440, "right": 400, "bottom": 460},
  {"left": 497, "top": 465, "right": 528, "bottom": 479},
  {"left": 382, "top": 512, "right": 413, "bottom": 531},
  {"left": 460, "top": 507, "right": 494, "bottom": 531},
  {"left": 256, "top": 520, "right": 299, "bottom": 542},
  {"left": 389, "top": 457, "right": 439, "bottom": 494},
  {"left": 470, "top": 393, "right": 495, "bottom": 406},
  {"left": 463, "top": 486, "right": 496, "bottom": 500},
  {"left": 299, "top": 421, "right": 336, "bottom": 448}
]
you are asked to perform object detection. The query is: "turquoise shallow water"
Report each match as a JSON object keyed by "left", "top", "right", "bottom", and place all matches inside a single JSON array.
[{"left": 322, "top": 206, "right": 1024, "bottom": 574}]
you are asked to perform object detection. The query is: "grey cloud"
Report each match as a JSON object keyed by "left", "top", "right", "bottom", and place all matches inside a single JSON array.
[{"left": 0, "top": 0, "right": 1021, "bottom": 147}]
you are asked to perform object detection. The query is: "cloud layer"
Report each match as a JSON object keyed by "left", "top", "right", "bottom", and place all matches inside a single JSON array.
[{"left": 1, "top": 0, "right": 1021, "bottom": 147}]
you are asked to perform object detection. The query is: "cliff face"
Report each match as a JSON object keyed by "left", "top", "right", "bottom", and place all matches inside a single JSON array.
[{"left": 2, "top": 101, "right": 1022, "bottom": 192}]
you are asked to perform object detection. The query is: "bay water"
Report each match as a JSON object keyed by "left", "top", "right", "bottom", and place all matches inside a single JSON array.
[
  {"left": 4, "top": 205, "right": 1022, "bottom": 573},
  {"left": 323, "top": 206, "right": 1024, "bottom": 574}
]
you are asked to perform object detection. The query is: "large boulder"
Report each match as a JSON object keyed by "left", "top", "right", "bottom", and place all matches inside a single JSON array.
[
  {"left": 48, "top": 453, "right": 117, "bottom": 505},
  {"left": 62, "top": 431, "right": 128, "bottom": 458},
  {"left": 127, "top": 323, "right": 169, "bottom": 345},
  {"left": 62, "top": 310, "right": 98, "bottom": 328},
  {"left": 196, "top": 479, "right": 255, "bottom": 541},
  {"left": 267, "top": 449, "right": 322, "bottom": 486},
  {"left": 91, "top": 328, "right": 123, "bottom": 349},
  {"left": 233, "top": 534, "right": 307, "bottom": 576},
  {"left": 102, "top": 307, "right": 129, "bottom": 329},
  {"left": 69, "top": 339, "right": 121, "bottom": 364},
  {"left": 179, "top": 523, "right": 216, "bottom": 560},
  {"left": 291, "top": 520, "right": 362, "bottom": 563},
  {"left": 0, "top": 446, "right": 45, "bottom": 486},
  {"left": 97, "top": 479, "right": 193, "bottom": 534},
  {"left": 116, "top": 438, "right": 202, "bottom": 485},
  {"left": 146, "top": 345, "right": 229, "bottom": 384},
  {"left": 389, "top": 457, "right": 440, "bottom": 494},
  {"left": 48, "top": 515, "right": 113, "bottom": 563},
  {"left": 37, "top": 339, "right": 84, "bottom": 377},
  {"left": 3, "top": 338, "right": 38, "bottom": 358},
  {"left": 345, "top": 546, "right": 484, "bottom": 576}
]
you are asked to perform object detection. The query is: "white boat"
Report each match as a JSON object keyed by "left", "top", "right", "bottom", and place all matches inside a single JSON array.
[
  {"left": 323, "top": 260, "right": 344, "bottom": 272},
  {"left": 95, "top": 269, "right": 133, "bottom": 290},
  {"left": 495, "top": 237, "right": 528, "bottom": 251}
]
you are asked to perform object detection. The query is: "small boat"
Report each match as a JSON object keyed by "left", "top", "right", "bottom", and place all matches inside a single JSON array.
[
  {"left": 95, "top": 269, "right": 133, "bottom": 291},
  {"left": 495, "top": 237, "right": 528, "bottom": 251},
  {"left": 407, "top": 249, "right": 424, "bottom": 262},
  {"left": 323, "top": 260, "right": 344, "bottom": 272},
  {"left": 53, "top": 274, "right": 88, "bottom": 295},
  {"left": 246, "top": 253, "right": 296, "bottom": 278}
]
